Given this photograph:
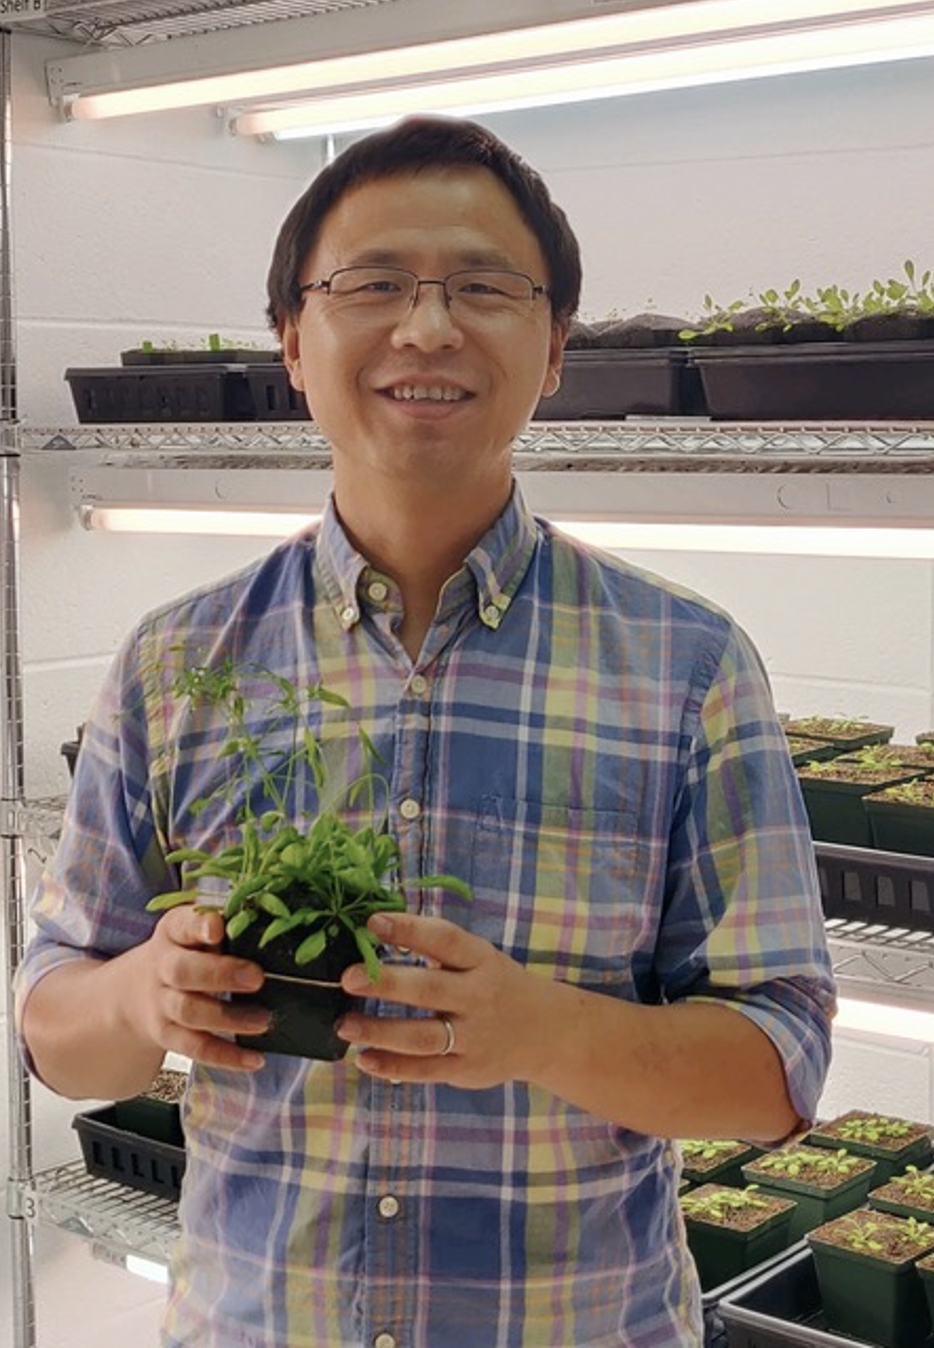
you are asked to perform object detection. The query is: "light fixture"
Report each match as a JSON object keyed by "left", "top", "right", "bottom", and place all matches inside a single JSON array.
[
  {"left": 238, "top": 9, "right": 934, "bottom": 141},
  {"left": 53, "top": 0, "right": 934, "bottom": 133}
]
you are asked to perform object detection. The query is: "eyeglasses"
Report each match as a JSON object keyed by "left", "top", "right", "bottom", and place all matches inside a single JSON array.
[{"left": 299, "top": 266, "right": 549, "bottom": 325}]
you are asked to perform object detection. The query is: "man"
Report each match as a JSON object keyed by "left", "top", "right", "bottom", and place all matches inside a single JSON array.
[{"left": 16, "top": 117, "right": 835, "bottom": 1347}]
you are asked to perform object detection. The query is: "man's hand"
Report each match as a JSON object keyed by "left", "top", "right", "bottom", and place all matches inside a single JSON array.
[
  {"left": 122, "top": 907, "right": 271, "bottom": 1072},
  {"left": 337, "top": 912, "right": 555, "bottom": 1088}
]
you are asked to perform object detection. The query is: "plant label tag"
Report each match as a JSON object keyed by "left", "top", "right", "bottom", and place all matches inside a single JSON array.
[{"left": 0, "top": 0, "right": 47, "bottom": 20}]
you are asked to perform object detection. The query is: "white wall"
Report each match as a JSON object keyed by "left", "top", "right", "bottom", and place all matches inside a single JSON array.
[{"left": 7, "top": 26, "right": 934, "bottom": 1132}]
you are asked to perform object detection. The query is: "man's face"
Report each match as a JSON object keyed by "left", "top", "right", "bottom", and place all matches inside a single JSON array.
[{"left": 281, "top": 166, "right": 565, "bottom": 496}]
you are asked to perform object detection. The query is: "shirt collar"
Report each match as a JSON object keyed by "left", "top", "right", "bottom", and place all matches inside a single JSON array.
[{"left": 316, "top": 482, "right": 539, "bottom": 635}]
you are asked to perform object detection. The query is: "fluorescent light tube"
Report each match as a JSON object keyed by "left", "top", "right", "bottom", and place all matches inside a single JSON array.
[
  {"left": 80, "top": 505, "right": 934, "bottom": 558},
  {"left": 63, "top": 0, "right": 934, "bottom": 122},
  {"left": 81, "top": 506, "right": 320, "bottom": 536},
  {"left": 835, "top": 997, "right": 934, "bottom": 1042},
  {"left": 240, "top": 13, "right": 934, "bottom": 140}
]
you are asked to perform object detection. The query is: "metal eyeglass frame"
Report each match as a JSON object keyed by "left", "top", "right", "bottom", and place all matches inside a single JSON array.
[{"left": 298, "top": 265, "right": 550, "bottom": 313}]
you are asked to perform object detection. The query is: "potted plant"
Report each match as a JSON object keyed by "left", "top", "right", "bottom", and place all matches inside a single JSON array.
[
  {"left": 783, "top": 716, "right": 894, "bottom": 753},
  {"left": 679, "top": 1138, "right": 763, "bottom": 1190},
  {"left": 871, "top": 1166, "right": 934, "bottom": 1224},
  {"left": 784, "top": 734, "right": 840, "bottom": 768},
  {"left": 741, "top": 1143, "right": 876, "bottom": 1241},
  {"left": 73, "top": 1068, "right": 189, "bottom": 1200},
  {"left": 679, "top": 1183, "right": 796, "bottom": 1291},
  {"left": 807, "top": 1208, "right": 934, "bottom": 1347},
  {"left": 918, "top": 732, "right": 934, "bottom": 747},
  {"left": 797, "top": 749, "right": 922, "bottom": 847},
  {"left": 146, "top": 661, "right": 471, "bottom": 1061},
  {"left": 864, "top": 777, "right": 934, "bottom": 858},
  {"left": 807, "top": 1111, "right": 934, "bottom": 1187}
]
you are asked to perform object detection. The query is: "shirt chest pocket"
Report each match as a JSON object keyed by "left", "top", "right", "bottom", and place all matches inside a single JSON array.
[{"left": 465, "top": 796, "right": 642, "bottom": 994}]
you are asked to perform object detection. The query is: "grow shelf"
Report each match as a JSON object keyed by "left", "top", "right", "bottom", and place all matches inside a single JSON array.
[
  {"left": 20, "top": 420, "right": 934, "bottom": 467},
  {"left": 27, "top": 1161, "right": 179, "bottom": 1268}
]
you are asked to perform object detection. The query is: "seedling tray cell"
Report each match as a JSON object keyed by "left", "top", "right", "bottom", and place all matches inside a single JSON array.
[
  {"left": 73, "top": 1103, "right": 186, "bottom": 1201},
  {"left": 718, "top": 1246, "right": 934, "bottom": 1348},
  {"left": 244, "top": 363, "right": 309, "bottom": 420}
]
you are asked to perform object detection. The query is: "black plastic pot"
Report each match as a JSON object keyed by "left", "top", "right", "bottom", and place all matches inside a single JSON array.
[
  {"left": 798, "top": 767, "right": 921, "bottom": 847},
  {"left": 534, "top": 348, "right": 704, "bottom": 420},
  {"left": 692, "top": 340, "right": 934, "bottom": 420},
  {"left": 228, "top": 921, "right": 364, "bottom": 1061}
]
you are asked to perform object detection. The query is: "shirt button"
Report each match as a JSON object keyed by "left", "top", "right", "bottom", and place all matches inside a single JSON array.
[
  {"left": 378, "top": 1194, "right": 400, "bottom": 1219},
  {"left": 482, "top": 603, "right": 502, "bottom": 628},
  {"left": 409, "top": 673, "right": 429, "bottom": 696},
  {"left": 367, "top": 580, "right": 388, "bottom": 603},
  {"left": 399, "top": 797, "right": 421, "bottom": 821},
  {"left": 374, "top": 1335, "right": 396, "bottom": 1348},
  {"left": 340, "top": 604, "right": 357, "bottom": 628}
]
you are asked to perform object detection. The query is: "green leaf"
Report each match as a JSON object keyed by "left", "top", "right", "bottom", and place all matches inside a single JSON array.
[
  {"left": 260, "top": 809, "right": 282, "bottom": 831},
  {"left": 409, "top": 873, "right": 473, "bottom": 901},
  {"left": 295, "top": 929, "right": 328, "bottom": 965},
  {"left": 146, "top": 889, "right": 198, "bottom": 912},
  {"left": 311, "top": 684, "right": 351, "bottom": 709},
  {"left": 256, "top": 891, "right": 292, "bottom": 919},
  {"left": 164, "top": 846, "right": 212, "bottom": 865},
  {"left": 226, "top": 908, "right": 258, "bottom": 941},
  {"left": 219, "top": 738, "right": 242, "bottom": 757},
  {"left": 358, "top": 726, "right": 386, "bottom": 765},
  {"left": 280, "top": 842, "right": 306, "bottom": 868},
  {"left": 353, "top": 925, "right": 382, "bottom": 981}
]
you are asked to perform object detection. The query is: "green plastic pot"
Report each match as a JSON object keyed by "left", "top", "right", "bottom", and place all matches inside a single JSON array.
[
  {"left": 741, "top": 1155, "right": 877, "bottom": 1242},
  {"left": 808, "top": 1221, "right": 934, "bottom": 1348},
  {"left": 798, "top": 769, "right": 922, "bottom": 846},
  {"left": 682, "top": 1192, "right": 796, "bottom": 1291},
  {"left": 807, "top": 1125, "right": 934, "bottom": 1189},
  {"left": 870, "top": 1174, "right": 934, "bottom": 1225},
  {"left": 865, "top": 793, "right": 934, "bottom": 858}
]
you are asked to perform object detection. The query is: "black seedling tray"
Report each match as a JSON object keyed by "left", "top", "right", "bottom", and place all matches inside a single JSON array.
[
  {"left": 814, "top": 841, "right": 934, "bottom": 932},
  {"left": 121, "top": 348, "right": 280, "bottom": 365},
  {"left": 692, "top": 341, "right": 934, "bottom": 421},
  {"left": 66, "top": 365, "right": 255, "bottom": 423},
  {"left": 534, "top": 347, "right": 705, "bottom": 419},
  {"left": 73, "top": 1103, "right": 186, "bottom": 1201},
  {"left": 718, "top": 1246, "right": 934, "bottom": 1348}
]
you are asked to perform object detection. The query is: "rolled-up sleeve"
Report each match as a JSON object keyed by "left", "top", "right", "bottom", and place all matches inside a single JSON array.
[
  {"left": 656, "top": 620, "right": 837, "bottom": 1126},
  {"left": 13, "top": 623, "right": 174, "bottom": 1070}
]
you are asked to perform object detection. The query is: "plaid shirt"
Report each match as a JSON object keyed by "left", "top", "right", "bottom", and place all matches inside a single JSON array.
[{"left": 17, "top": 484, "right": 835, "bottom": 1348}]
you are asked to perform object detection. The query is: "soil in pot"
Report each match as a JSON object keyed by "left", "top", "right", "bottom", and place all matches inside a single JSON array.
[
  {"left": 864, "top": 777, "right": 934, "bottom": 858},
  {"left": 807, "top": 1207, "right": 934, "bottom": 1347},
  {"left": 784, "top": 735, "right": 841, "bottom": 767},
  {"left": 783, "top": 716, "right": 894, "bottom": 752},
  {"left": 807, "top": 1111, "right": 934, "bottom": 1187},
  {"left": 679, "top": 1139, "right": 763, "bottom": 1190},
  {"left": 836, "top": 742, "right": 934, "bottom": 773},
  {"left": 228, "top": 917, "right": 365, "bottom": 1062},
  {"left": 742, "top": 1143, "right": 877, "bottom": 1242},
  {"left": 680, "top": 1183, "right": 796, "bottom": 1291},
  {"left": 797, "top": 760, "right": 922, "bottom": 847}
]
